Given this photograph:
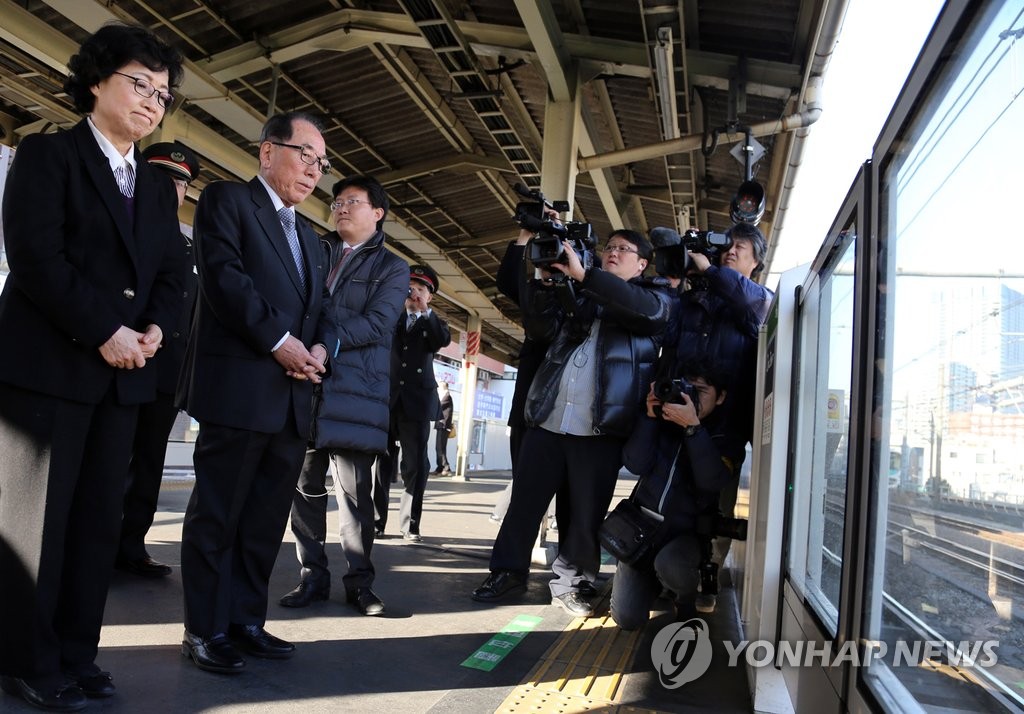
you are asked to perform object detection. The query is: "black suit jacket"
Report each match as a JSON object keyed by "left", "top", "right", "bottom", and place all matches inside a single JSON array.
[
  {"left": 0, "top": 119, "right": 187, "bottom": 405},
  {"left": 389, "top": 311, "right": 451, "bottom": 420},
  {"left": 180, "top": 177, "right": 327, "bottom": 436}
]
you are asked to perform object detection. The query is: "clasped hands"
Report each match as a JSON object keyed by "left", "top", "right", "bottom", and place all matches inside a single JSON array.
[
  {"left": 99, "top": 324, "right": 162, "bottom": 369},
  {"left": 275, "top": 335, "right": 326, "bottom": 384}
]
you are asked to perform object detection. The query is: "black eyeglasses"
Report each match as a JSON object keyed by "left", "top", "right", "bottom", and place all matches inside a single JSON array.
[
  {"left": 112, "top": 71, "right": 174, "bottom": 109},
  {"left": 267, "top": 141, "right": 332, "bottom": 174}
]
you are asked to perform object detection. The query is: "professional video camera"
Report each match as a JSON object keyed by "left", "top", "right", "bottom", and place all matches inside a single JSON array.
[
  {"left": 649, "top": 226, "right": 732, "bottom": 279},
  {"left": 512, "top": 183, "right": 596, "bottom": 274}
]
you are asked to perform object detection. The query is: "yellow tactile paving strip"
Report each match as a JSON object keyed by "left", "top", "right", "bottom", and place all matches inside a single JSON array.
[{"left": 494, "top": 613, "right": 672, "bottom": 714}]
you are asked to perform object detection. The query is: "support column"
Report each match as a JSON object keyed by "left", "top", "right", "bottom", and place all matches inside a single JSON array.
[
  {"left": 539, "top": 74, "right": 582, "bottom": 217},
  {"left": 454, "top": 313, "right": 481, "bottom": 481}
]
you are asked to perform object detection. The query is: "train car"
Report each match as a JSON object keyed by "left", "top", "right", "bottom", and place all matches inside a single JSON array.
[{"left": 740, "top": 1, "right": 1024, "bottom": 711}]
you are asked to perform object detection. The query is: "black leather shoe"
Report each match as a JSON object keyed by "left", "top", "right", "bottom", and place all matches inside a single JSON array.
[
  {"left": 347, "top": 587, "right": 385, "bottom": 616},
  {"left": 552, "top": 592, "right": 594, "bottom": 617},
  {"left": 65, "top": 670, "right": 115, "bottom": 698},
  {"left": 115, "top": 555, "right": 172, "bottom": 578},
  {"left": 181, "top": 631, "right": 245, "bottom": 674},
  {"left": 227, "top": 624, "right": 295, "bottom": 659},
  {"left": 278, "top": 579, "right": 329, "bottom": 608},
  {"left": 1, "top": 675, "right": 87, "bottom": 711},
  {"left": 471, "top": 570, "right": 527, "bottom": 602}
]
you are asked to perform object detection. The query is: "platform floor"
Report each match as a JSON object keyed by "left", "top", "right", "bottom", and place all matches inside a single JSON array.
[{"left": 2, "top": 470, "right": 752, "bottom": 713}]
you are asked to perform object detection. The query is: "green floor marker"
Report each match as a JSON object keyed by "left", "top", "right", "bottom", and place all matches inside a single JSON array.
[{"left": 461, "top": 614, "right": 543, "bottom": 671}]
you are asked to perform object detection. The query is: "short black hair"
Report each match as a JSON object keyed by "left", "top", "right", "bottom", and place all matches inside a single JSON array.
[
  {"left": 65, "top": 23, "right": 184, "bottom": 115},
  {"left": 333, "top": 175, "right": 389, "bottom": 230},
  {"left": 259, "top": 112, "right": 326, "bottom": 144},
  {"left": 608, "top": 229, "right": 653, "bottom": 261},
  {"left": 679, "top": 357, "right": 730, "bottom": 395}
]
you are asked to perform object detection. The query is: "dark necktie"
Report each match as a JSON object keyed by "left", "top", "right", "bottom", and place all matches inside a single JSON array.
[
  {"left": 277, "top": 207, "right": 307, "bottom": 289},
  {"left": 407, "top": 312, "right": 420, "bottom": 330},
  {"left": 326, "top": 245, "right": 353, "bottom": 295}
]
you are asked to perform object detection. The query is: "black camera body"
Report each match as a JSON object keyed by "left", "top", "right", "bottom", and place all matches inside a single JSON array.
[
  {"left": 513, "top": 184, "right": 596, "bottom": 274},
  {"left": 696, "top": 511, "right": 749, "bottom": 541},
  {"left": 649, "top": 227, "right": 732, "bottom": 279},
  {"left": 653, "top": 376, "right": 700, "bottom": 409}
]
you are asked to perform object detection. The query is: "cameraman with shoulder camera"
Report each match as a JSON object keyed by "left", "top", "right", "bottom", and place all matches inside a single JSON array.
[
  {"left": 611, "top": 359, "right": 734, "bottom": 630},
  {"left": 661, "top": 221, "right": 773, "bottom": 611},
  {"left": 472, "top": 229, "right": 673, "bottom": 617}
]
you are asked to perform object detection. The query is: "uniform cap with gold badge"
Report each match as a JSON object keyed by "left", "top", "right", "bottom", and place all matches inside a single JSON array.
[
  {"left": 409, "top": 264, "right": 439, "bottom": 293},
  {"left": 142, "top": 141, "right": 200, "bottom": 183}
]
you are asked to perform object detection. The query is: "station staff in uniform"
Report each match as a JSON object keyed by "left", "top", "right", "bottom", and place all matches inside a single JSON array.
[{"left": 373, "top": 265, "right": 451, "bottom": 540}]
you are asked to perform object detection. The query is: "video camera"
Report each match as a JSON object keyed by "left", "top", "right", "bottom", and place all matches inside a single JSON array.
[
  {"left": 513, "top": 183, "right": 596, "bottom": 275},
  {"left": 649, "top": 226, "right": 732, "bottom": 279}
]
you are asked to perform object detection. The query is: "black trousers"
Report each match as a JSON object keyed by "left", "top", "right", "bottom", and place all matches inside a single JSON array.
[
  {"left": 119, "top": 389, "right": 179, "bottom": 561},
  {"left": 0, "top": 382, "right": 137, "bottom": 679},
  {"left": 373, "top": 408, "right": 431, "bottom": 535},
  {"left": 180, "top": 414, "right": 306, "bottom": 638},
  {"left": 290, "top": 447, "right": 378, "bottom": 591},
  {"left": 488, "top": 427, "right": 623, "bottom": 596},
  {"left": 434, "top": 428, "right": 450, "bottom": 472}
]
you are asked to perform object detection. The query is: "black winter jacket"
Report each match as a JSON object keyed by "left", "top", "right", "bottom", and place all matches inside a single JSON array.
[
  {"left": 314, "top": 230, "right": 409, "bottom": 453},
  {"left": 622, "top": 413, "right": 733, "bottom": 535},
  {"left": 521, "top": 268, "right": 673, "bottom": 438}
]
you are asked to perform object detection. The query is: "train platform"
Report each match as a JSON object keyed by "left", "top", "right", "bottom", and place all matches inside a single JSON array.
[{"left": 2, "top": 470, "right": 752, "bottom": 713}]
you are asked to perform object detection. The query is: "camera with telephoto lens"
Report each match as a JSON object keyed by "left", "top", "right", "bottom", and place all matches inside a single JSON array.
[
  {"left": 696, "top": 511, "right": 748, "bottom": 541},
  {"left": 512, "top": 183, "right": 596, "bottom": 275},
  {"left": 649, "top": 227, "right": 733, "bottom": 279}
]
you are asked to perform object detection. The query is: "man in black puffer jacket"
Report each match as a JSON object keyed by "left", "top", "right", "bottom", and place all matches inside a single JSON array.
[
  {"left": 472, "top": 229, "right": 673, "bottom": 617},
  {"left": 279, "top": 176, "right": 409, "bottom": 617}
]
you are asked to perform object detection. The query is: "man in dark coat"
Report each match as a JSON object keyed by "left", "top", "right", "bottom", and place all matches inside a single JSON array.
[
  {"left": 116, "top": 140, "right": 200, "bottom": 579},
  {"left": 178, "top": 112, "right": 330, "bottom": 674},
  {"left": 373, "top": 265, "right": 451, "bottom": 541},
  {"left": 279, "top": 175, "right": 409, "bottom": 617},
  {"left": 432, "top": 381, "right": 454, "bottom": 476}
]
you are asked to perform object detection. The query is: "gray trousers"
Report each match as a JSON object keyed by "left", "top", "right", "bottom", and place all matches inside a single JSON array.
[{"left": 290, "top": 447, "right": 377, "bottom": 592}]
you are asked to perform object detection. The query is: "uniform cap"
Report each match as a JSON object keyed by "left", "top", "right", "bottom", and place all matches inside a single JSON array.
[
  {"left": 142, "top": 141, "right": 200, "bottom": 183},
  {"left": 409, "top": 264, "right": 439, "bottom": 293}
]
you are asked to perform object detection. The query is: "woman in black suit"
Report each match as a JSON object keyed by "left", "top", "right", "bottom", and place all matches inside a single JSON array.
[{"left": 0, "top": 23, "right": 185, "bottom": 711}]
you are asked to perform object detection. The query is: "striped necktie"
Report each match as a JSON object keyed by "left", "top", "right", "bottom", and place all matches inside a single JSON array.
[
  {"left": 114, "top": 161, "right": 135, "bottom": 198},
  {"left": 277, "top": 207, "right": 307, "bottom": 289}
]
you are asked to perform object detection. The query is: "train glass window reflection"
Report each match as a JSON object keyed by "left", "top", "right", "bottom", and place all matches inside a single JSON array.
[
  {"left": 800, "top": 229, "right": 857, "bottom": 633},
  {"left": 865, "top": 1, "right": 1024, "bottom": 710}
]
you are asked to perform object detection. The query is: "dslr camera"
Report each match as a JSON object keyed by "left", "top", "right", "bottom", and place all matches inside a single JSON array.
[
  {"left": 652, "top": 376, "right": 700, "bottom": 414},
  {"left": 513, "top": 183, "right": 596, "bottom": 276},
  {"left": 649, "top": 227, "right": 732, "bottom": 279}
]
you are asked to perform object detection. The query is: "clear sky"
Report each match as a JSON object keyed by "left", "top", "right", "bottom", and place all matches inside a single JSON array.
[{"left": 765, "top": 0, "right": 946, "bottom": 291}]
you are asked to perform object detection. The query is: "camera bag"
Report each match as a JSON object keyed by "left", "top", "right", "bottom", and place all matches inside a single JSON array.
[{"left": 599, "top": 498, "right": 664, "bottom": 565}]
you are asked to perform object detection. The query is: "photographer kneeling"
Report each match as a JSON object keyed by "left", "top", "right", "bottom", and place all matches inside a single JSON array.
[
  {"left": 610, "top": 360, "right": 735, "bottom": 630},
  {"left": 472, "top": 230, "right": 672, "bottom": 617}
]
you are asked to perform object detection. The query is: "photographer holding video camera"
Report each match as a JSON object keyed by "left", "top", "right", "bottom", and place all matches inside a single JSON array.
[
  {"left": 609, "top": 359, "right": 736, "bottom": 630},
  {"left": 472, "top": 196, "right": 673, "bottom": 617},
  {"left": 650, "top": 220, "right": 772, "bottom": 611}
]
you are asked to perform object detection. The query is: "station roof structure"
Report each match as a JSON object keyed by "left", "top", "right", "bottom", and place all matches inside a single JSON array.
[{"left": 0, "top": 0, "right": 843, "bottom": 362}]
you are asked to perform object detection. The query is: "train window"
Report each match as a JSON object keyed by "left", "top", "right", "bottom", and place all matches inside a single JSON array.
[
  {"left": 864, "top": 1, "right": 1024, "bottom": 710},
  {"left": 795, "top": 226, "right": 857, "bottom": 635}
]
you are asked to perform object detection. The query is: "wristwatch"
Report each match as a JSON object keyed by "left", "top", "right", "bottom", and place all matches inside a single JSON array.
[{"left": 683, "top": 424, "right": 701, "bottom": 437}]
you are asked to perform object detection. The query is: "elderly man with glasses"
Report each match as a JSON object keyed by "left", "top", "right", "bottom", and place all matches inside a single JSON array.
[
  {"left": 472, "top": 229, "right": 673, "bottom": 617},
  {"left": 177, "top": 111, "right": 331, "bottom": 674}
]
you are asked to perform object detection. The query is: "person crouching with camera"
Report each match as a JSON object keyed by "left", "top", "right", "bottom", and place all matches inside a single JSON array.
[
  {"left": 472, "top": 230, "right": 673, "bottom": 617},
  {"left": 609, "top": 359, "right": 735, "bottom": 630}
]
